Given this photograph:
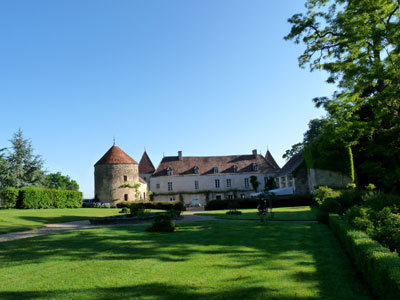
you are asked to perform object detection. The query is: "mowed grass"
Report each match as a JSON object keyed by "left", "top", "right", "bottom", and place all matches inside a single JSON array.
[
  {"left": 0, "top": 220, "right": 371, "bottom": 299},
  {"left": 0, "top": 208, "right": 122, "bottom": 234},
  {"left": 197, "top": 206, "right": 317, "bottom": 221}
]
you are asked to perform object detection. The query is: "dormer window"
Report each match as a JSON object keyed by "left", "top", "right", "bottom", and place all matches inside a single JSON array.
[
  {"left": 253, "top": 164, "right": 258, "bottom": 171},
  {"left": 194, "top": 166, "right": 199, "bottom": 174},
  {"left": 166, "top": 167, "right": 172, "bottom": 176},
  {"left": 214, "top": 167, "right": 219, "bottom": 174},
  {"left": 233, "top": 165, "right": 238, "bottom": 173}
]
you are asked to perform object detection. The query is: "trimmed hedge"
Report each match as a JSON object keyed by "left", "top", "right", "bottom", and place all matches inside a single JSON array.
[
  {"left": 0, "top": 187, "right": 19, "bottom": 208},
  {"left": 18, "top": 187, "right": 83, "bottom": 209},
  {"left": 329, "top": 214, "right": 400, "bottom": 300},
  {"left": 205, "top": 195, "right": 313, "bottom": 211},
  {"left": 116, "top": 201, "right": 185, "bottom": 211}
]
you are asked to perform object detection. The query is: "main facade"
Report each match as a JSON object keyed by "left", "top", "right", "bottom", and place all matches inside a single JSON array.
[{"left": 143, "top": 149, "right": 280, "bottom": 207}]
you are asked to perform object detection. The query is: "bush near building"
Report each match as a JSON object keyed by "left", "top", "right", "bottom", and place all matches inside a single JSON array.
[{"left": 116, "top": 201, "right": 184, "bottom": 211}]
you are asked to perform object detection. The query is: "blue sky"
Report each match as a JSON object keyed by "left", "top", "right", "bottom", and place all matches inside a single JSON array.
[{"left": 0, "top": 1, "right": 333, "bottom": 198}]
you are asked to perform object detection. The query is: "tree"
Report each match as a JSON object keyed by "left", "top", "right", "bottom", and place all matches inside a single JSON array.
[
  {"left": 282, "top": 143, "right": 304, "bottom": 161},
  {"left": 285, "top": 0, "right": 400, "bottom": 191},
  {"left": 0, "top": 148, "right": 8, "bottom": 189},
  {"left": 5, "top": 129, "right": 45, "bottom": 188},
  {"left": 250, "top": 176, "right": 260, "bottom": 192},
  {"left": 44, "top": 172, "right": 79, "bottom": 191},
  {"left": 265, "top": 177, "right": 277, "bottom": 191}
]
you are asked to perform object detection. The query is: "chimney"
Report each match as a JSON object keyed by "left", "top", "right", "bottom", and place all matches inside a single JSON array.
[
  {"left": 252, "top": 149, "right": 257, "bottom": 157},
  {"left": 178, "top": 151, "right": 183, "bottom": 161}
]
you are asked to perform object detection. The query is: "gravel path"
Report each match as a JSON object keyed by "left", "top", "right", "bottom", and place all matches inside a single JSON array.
[{"left": 0, "top": 214, "right": 217, "bottom": 243}]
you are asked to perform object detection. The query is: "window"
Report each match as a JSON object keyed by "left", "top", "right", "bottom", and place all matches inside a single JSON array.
[
  {"left": 215, "top": 179, "right": 220, "bottom": 188},
  {"left": 195, "top": 180, "right": 199, "bottom": 190},
  {"left": 156, "top": 183, "right": 160, "bottom": 189},
  {"left": 124, "top": 194, "right": 128, "bottom": 201},
  {"left": 226, "top": 179, "right": 232, "bottom": 188},
  {"left": 240, "top": 193, "right": 245, "bottom": 199},
  {"left": 216, "top": 195, "right": 222, "bottom": 200},
  {"left": 169, "top": 197, "right": 175, "bottom": 201},
  {"left": 167, "top": 169, "right": 172, "bottom": 176},
  {"left": 233, "top": 166, "right": 238, "bottom": 173},
  {"left": 288, "top": 175, "right": 294, "bottom": 187},
  {"left": 194, "top": 167, "right": 199, "bottom": 174},
  {"left": 214, "top": 167, "right": 219, "bottom": 174},
  {"left": 280, "top": 176, "right": 286, "bottom": 188},
  {"left": 168, "top": 182, "right": 173, "bottom": 191},
  {"left": 123, "top": 175, "right": 127, "bottom": 182},
  {"left": 227, "top": 194, "right": 233, "bottom": 200},
  {"left": 144, "top": 176, "right": 147, "bottom": 181},
  {"left": 244, "top": 178, "right": 250, "bottom": 188},
  {"left": 253, "top": 164, "right": 258, "bottom": 171}
]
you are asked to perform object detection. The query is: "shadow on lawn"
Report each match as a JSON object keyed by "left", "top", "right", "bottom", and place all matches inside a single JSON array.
[
  {"left": 0, "top": 220, "right": 372, "bottom": 299},
  {"left": 0, "top": 283, "right": 315, "bottom": 300}
]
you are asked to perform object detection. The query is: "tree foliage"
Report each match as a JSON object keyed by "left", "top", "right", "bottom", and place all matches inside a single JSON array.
[
  {"left": 282, "top": 143, "right": 303, "bottom": 161},
  {"left": 286, "top": 0, "right": 400, "bottom": 192},
  {"left": 4, "top": 129, "right": 45, "bottom": 188},
  {"left": 44, "top": 172, "right": 79, "bottom": 191}
]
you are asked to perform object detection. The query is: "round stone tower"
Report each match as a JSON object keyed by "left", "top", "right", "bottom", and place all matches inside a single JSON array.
[{"left": 94, "top": 145, "right": 139, "bottom": 204}]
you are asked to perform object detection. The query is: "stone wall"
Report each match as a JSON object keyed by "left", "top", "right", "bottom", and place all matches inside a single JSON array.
[
  {"left": 307, "top": 168, "right": 353, "bottom": 193},
  {"left": 294, "top": 167, "right": 310, "bottom": 195},
  {"left": 94, "top": 164, "right": 139, "bottom": 204}
]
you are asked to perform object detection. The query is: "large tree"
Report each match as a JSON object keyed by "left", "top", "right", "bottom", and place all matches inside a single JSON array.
[
  {"left": 285, "top": 0, "right": 400, "bottom": 191},
  {"left": 4, "top": 129, "right": 45, "bottom": 188},
  {"left": 44, "top": 172, "right": 79, "bottom": 191}
]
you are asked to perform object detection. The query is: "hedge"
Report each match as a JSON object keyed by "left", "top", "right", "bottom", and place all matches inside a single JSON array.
[
  {"left": 18, "top": 187, "right": 83, "bottom": 209},
  {"left": 329, "top": 214, "right": 400, "bottom": 300},
  {"left": 205, "top": 195, "right": 313, "bottom": 211},
  {"left": 0, "top": 187, "right": 19, "bottom": 208},
  {"left": 116, "top": 201, "right": 185, "bottom": 211}
]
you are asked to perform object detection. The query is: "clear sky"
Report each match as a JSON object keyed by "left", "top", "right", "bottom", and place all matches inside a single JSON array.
[{"left": 0, "top": 0, "right": 333, "bottom": 198}]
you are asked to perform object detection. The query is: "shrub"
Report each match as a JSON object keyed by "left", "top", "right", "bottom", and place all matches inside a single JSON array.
[
  {"left": 319, "top": 198, "right": 342, "bottom": 214},
  {"left": 146, "top": 214, "right": 177, "bottom": 232},
  {"left": 18, "top": 187, "right": 82, "bottom": 209},
  {"left": 226, "top": 210, "right": 242, "bottom": 215},
  {"left": 119, "top": 207, "right": 130, "bottom": 214},
  {"left": 117, "top": 201, "right": 184, "bottom": 211},
  {"left": 363, "top": 192, "right": 400, "bottom": 211},
  {"left": 314, "top": 186, "right": 341, "bottom": 205},
  {"left": 329, "top": 215, "right": 400, "bottom": 300},
  {"left": 339, "top": 189, "right": 363, "bottom": 210},
  {"left": 346, "top": 206, "right": 374, "bottom": 233},
  {"left": 370, "top": 208, "right": 400, "bottom": 253},
  {"left": 0, "top": 187, "right": 19, "bottom": 208}
]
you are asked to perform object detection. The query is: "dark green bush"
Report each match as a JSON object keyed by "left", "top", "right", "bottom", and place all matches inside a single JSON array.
[
  {"left": 363, "top": 192, "right": 400, "bottom": 211},
  {"left": 117, "top": 201, "right": 184, "bottom": 211},
  {"left": 339, "top": 189, "right": 363, "bottom": 209},
  {"left": 226, "top": 210, "right": 242, "bottom": 215},
  {"left": 18, "top": 187, "right": 82, "bottom": 209},
  {"left": 319, "top": 198, "right": 342, "bottom": 214},
  {"left": 0, "top": 187, "right": 19, "bottom": 208},
  {"left": 119, "top": 207, "right": 130, "bottom": 214},
  {"left": 329, "top": 215, "right": 400, "bottom": 300},
  {"left": 146, "top": 214, "right": 177, "bottom": 232}
]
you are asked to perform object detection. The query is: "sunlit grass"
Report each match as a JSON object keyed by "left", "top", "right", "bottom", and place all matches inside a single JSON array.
[
  {"left": 197, "top": 206, "right": 317, "bottom": 221},
  {"left": 0, "top": 208, "right": 122, "bottom": 234},
  {"left": 0, "top": 220, "right": 371, "bottom": 299}
]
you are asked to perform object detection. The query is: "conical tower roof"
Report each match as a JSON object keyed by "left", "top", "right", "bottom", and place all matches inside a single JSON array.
[
  {"left": 94, "top": 145, "right": 138, "bottom": 166},
  {"left": 265, "top": 150, "right": 280, "bottom": 170},
  {"left": 139, "top": 151, "right": 156, "bottom": 174}
]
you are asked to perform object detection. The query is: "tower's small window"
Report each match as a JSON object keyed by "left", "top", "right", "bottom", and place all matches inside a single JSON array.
[
  {"left": 123, "top": 175, "right": 127, "bottom": 182},
  {"left": 124, "top": 194, "right": 128, "bottom": 201}
]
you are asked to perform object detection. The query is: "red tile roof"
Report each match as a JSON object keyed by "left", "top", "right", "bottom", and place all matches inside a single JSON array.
[
  {"left": 94, "top": 145, "right": 138, "bottom": 166},
  {"left": 139, "top": 151, "right": 156, "bottom": 174},
  {"left": 152, "top": 153, "right": 279, "bottom": 177},
  {"left": 265, "top": 150, "right": 280, "bottom": 170}
]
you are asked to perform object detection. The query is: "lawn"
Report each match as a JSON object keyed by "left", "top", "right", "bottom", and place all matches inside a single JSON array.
[
  {"left": 0, "top": 208, "right": 122, "bottom": 234},
  {"left": 197, "top": 206, "right": 317, "bottom": 221},
  {"left": 0, "top": 220, "right": 372, "bottom": 299}
]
